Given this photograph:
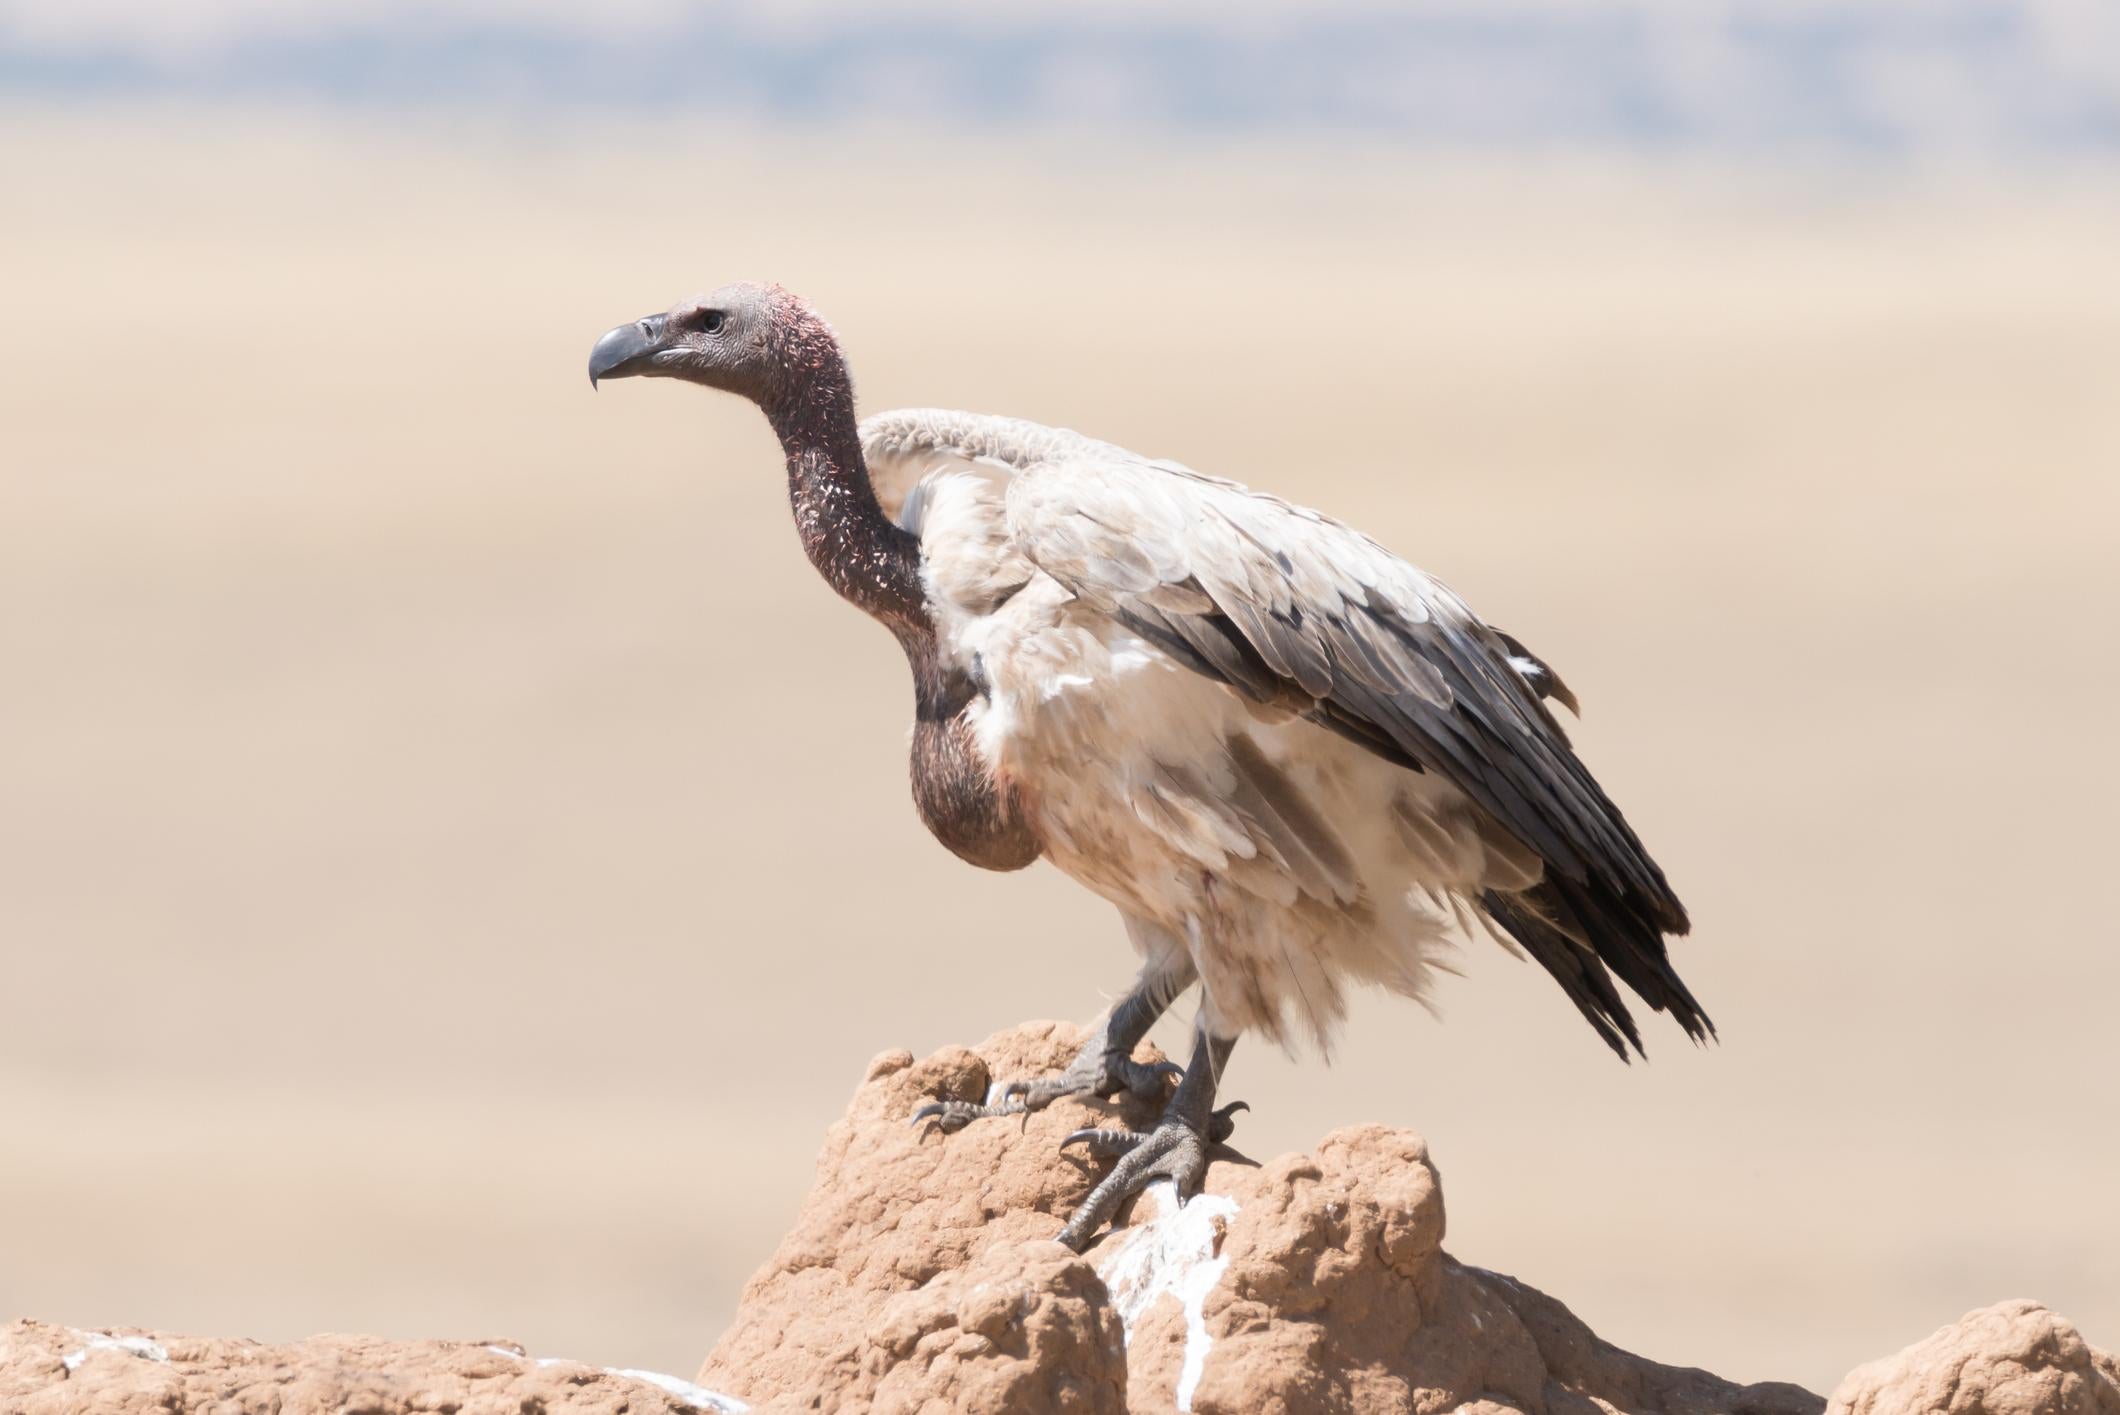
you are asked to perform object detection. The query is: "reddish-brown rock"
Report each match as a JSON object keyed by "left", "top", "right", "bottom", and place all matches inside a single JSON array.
[
  {"left": 0, "top": 1320, "right": 744, "bottom": 1414},
  {"left": 1829, "top": 1301, "right": 2120, "bottom": 1415},
  {"left": 697, "top": 1021, "right": 1830, "bottom": 1414},
  {"left": 697, "top": 1023, "right": 1143, "bottom": 1413}
]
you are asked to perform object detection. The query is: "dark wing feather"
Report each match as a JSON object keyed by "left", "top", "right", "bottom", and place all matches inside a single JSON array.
[
  {"left": 1009, "top": 455, "right": 1709, "bottom": 1054},
  {"left": 1494, "top": 628, "right": 1580, "bottom": 716},
  {"left": 1481, "top": 888, "right": 1643, "bottom": 1060}
]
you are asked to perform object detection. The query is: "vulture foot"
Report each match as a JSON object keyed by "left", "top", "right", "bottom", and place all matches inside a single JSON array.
[
  {"left": 1050, "top": 1027, "right": 1240, "bottom": 1250},
  {"left": 1053, "top": 1100, "right": 1247, "bottom": 1252},
  {"left": 909, "top": 1039, "right": 1180, "bottom": 1135}
]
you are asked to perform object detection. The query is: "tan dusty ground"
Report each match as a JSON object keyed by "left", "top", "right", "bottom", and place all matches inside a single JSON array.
[{"left": 1, "top": 107, "right": 2115, "bottom": 1395}]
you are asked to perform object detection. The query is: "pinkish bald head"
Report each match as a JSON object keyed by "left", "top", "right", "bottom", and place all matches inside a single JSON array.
[{"left": 588, "top": 281, "right": 838, "bottom": 409}]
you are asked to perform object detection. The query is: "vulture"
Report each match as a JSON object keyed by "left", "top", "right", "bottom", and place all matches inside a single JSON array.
[{"left": 588, "top": 283, "right": 1711, "bottom": 1251}]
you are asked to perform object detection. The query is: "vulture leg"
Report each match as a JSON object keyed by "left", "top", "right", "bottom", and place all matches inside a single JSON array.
[
  {"left": 910, "top": 959, "right": 1194, "bottom": 1134},
  {"left": 1054, "top": 1027, "right": 1244, "bottom": 1253}
]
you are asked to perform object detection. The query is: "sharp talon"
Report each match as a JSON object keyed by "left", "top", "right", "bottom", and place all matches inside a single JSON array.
[
  {"left": 1060, "top": 1127, "right": 1142, "bottom": 1157},
  {"left": 1106, "top": 1057, "right": 1183, "bottom": 1103},
  {"left": 1207, "top": 1099, "right": 1249, "bottom": 1144},
  {"left": 909, "top": 1097, "right": 1018, "bottom": 1134}
]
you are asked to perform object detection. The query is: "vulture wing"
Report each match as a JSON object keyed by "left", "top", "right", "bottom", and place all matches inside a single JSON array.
[{"left": 1004, "top": 450, "right": 1711, "bottom": 1055}]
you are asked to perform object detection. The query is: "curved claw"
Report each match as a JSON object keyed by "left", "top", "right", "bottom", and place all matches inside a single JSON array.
[
  {"left": 910, "top": 1096, "right": 1026, "bottom": 1134},
  {"left": 1207, "top": 1099, "right": 1250, "bottom": 1144},
  {"left": 1060, "top": 1127, "right": 1143, "bottom": 1158}
]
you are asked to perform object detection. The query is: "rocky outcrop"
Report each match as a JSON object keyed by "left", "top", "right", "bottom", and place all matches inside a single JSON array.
[
  {"left": 697, "top": 1021, "right": 1826, "bottom": 1414},
  {"left": 1828, "top": 1300, "right": 2120, "bottom": 1415},
  {"left": 0, "top": 1322, "right": 745, "bottom": 1414},
  {"left": 4, "top": 1023, "right": 2111, "bottom": 1415}
]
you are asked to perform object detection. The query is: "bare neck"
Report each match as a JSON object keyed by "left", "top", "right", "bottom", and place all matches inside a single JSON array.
[{"left": 762, "top": 363, "right": 926, "bottom": 637}]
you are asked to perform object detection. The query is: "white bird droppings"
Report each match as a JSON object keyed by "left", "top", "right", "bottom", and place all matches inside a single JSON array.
[
  {"left": 479, "top": 1345, "right": 748, "bottom": 1412},
  {"left": 1093, "top": 1179, "right": 1238, "bottom": 1413},
  {"left": 613, "top": 1367, "right": 751, "bottom": 1413},
  {"left": 60, "top": 1331, "right": 169, "bottom": 1371}
]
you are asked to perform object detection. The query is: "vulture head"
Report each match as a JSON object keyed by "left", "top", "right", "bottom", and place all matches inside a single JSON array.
[{"left": 587, "top": 281, "right": 839, "bottom": 411}]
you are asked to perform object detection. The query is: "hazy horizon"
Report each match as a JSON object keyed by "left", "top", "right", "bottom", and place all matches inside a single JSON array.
[{"left": 6, "top": 0, "right": 2120, "bottom": 159}]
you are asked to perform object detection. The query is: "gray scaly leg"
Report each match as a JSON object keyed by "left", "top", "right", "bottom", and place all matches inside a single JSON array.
[
  {"left": 1054, "top": 1027, "right": 1244, "bottom": 1252},
  {"left": 912, "top": 961, "right": 1193, "bottom": 1133}
]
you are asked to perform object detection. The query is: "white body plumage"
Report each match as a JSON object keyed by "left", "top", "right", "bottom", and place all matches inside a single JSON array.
[{"left": 867, "top": 410, "right": 1551, "bottom": 1050}]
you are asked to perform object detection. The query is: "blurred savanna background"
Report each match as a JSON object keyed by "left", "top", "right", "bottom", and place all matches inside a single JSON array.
[{"left": 3, "top": 0, "right": 2117, "bottom": 1395}]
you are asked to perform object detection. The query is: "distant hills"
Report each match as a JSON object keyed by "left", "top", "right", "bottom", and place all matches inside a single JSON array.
[{"left": 6, "top": 0, "right": 2118, "bottom": 158}]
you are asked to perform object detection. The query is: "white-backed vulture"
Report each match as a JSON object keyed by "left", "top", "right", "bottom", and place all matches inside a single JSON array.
[{"left": 589, "top": 282, "right": 1709, "bottom": 1250}]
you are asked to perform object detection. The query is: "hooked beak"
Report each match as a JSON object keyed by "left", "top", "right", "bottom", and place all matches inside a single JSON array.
[{"left": 587, "top": 314, "right": 670, "bottom": 388}]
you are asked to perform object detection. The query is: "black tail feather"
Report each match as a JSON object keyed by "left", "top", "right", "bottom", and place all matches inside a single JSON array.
[{"left": 1482, "top": 875, "right": 1714, "bottom": 1059}]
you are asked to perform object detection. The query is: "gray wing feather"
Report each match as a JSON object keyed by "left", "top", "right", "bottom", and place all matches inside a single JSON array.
[{"left": 1005, "top": 455, "right": 1694, "bottom": 942}]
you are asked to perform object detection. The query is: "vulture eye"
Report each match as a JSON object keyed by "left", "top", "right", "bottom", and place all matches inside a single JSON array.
[{"left": 700, "top": 310, "right": 725, "bottom": 334}]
